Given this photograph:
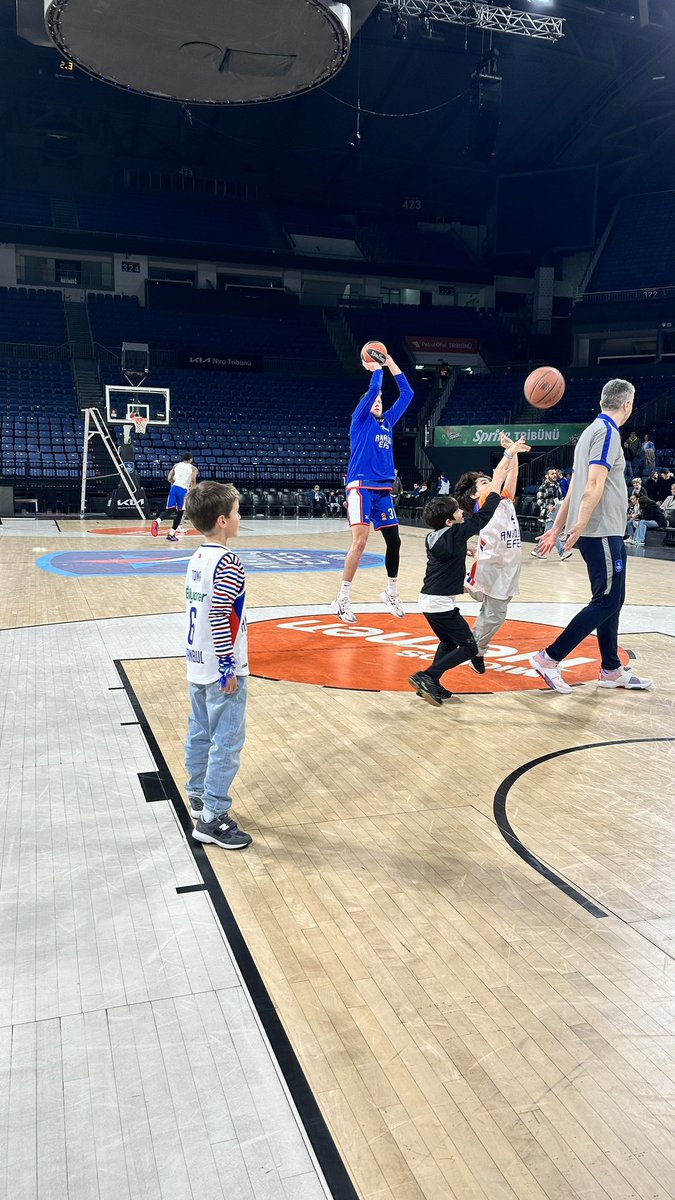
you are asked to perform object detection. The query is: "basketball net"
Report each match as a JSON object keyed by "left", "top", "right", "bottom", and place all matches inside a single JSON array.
[{"left": 129, "top": 413, "right": 149, "bottom": 435}]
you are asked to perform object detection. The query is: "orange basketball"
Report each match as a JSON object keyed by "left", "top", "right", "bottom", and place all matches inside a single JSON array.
[
  {"left": 360, "top": 340, "right": 388, "bottom": 367},
  {"left": 524, "top": 366, "right": 565, "bottom": 409}
]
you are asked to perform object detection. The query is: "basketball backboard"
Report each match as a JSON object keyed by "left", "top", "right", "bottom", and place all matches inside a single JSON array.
[{"left": 105, "top": 385, "right": 170, "bottom": 426}]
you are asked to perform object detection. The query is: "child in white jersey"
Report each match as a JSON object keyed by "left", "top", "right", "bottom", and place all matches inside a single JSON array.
[
  {"left": 182, "top": 481, "right": 252, "bottom": 851},
  {"left": 454, "top": 434, "right": 530, "bottom": 673}
]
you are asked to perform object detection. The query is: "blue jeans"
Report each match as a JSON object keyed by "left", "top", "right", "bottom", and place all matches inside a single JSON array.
[
  {"left": 185, "top": 677, "right": 248, "bottom": 820},
  {"left": 635, "top": 518, "right": 659, "bottom": 545},
  {"left": 544, "top": 512, "right": 566, "bottom": 557},
  {"left": 545, "top": 535, "right": 626, "bottom": 672}
]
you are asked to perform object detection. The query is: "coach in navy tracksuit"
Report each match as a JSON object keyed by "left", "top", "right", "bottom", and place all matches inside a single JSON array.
[
  {"left": 530, "top": 378, "right": 652, "bottom": 694},
  {"left": 331, "top": 355, "right": 414, "bottom": 624}
]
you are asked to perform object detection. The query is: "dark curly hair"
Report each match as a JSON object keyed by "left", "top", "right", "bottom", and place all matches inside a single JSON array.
[
  {"left": 454, "top": 470, "right": 488, "bottom": 514},
  {"left": 423, "top": 495, "right": 460, "bottom": 530}
]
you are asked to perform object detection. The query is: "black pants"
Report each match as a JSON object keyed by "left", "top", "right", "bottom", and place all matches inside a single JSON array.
[{"left": 422, "top": 608, "right": 478, "bottom": 682}]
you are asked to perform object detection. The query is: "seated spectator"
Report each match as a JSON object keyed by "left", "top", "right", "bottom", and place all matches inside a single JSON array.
[
  {"left": 661, "top": 481, "right": 675, "bottom": 527},
  {"left": 626, "top": 493, "right": 667, "bottom": 546},
  {"left": 644, "top": 470, "right": 661, "bottom": 501},
  {"left": 327, "top": 490, "right": 341, "bottom": 516}
]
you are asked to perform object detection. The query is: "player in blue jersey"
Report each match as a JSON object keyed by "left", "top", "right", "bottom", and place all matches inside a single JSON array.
[{"left": 332, "top": 354, "right": 414, "bottom": 623}]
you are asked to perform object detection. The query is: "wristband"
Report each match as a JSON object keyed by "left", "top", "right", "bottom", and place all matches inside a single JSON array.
[
  {"left": 218, "top": 654, "right": 236, "bottom": 688},
  {"left": 503, "top": 451, "right": 514, "bottom": 461}
]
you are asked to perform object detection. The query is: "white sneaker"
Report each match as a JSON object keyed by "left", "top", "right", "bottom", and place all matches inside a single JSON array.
[
  {"left": 331, "top": 595, "right": 357, "bottom": 624},
  {"left": 530, "top": 549, "right": 541, "bottom": 558},
  {"left": 560, "top": 551, "right": 573, "bottom": 561},
  {"left": 177, "top": 524, "right": 187, "bottom": 533},
  {"left": 529, "top": 651, "right": 572, "bottom": 694},
  {"left": 380, "top": 590, "right": 405, "bottom": 618},
  {"left": 598, "top": 667, "right": 653, "bottom": 690}
]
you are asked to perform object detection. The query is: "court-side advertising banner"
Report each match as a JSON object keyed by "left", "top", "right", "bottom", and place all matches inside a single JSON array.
[
  {"left": 405, "top": 336, "right": 479, "bottom": 354},
  {"left": 434, "top": 423, "right": 586, "bottom": 447},
  {"left": 177, "top": 352, "right": 262, "bottom": 372}
]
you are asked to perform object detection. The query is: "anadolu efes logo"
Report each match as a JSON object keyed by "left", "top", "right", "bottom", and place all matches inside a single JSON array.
[{"left": 249, "top": 612, "right": 629, "bottom": 694}]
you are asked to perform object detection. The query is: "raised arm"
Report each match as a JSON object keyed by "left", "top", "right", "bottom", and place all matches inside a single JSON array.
[
  {"left": 350, "top": 367, "right": 383, "bottom": 426},
  {"left": 499, "top": 432, "right": 530, "bottom": 496},
  {"left": 385, "top": 356, "right": 415, "bottom": 426}
]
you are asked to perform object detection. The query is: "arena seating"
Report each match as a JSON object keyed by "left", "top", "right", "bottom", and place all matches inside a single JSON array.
[
  {"left": 356, "top": 224, "right": 482, "bottom": 278},
  {"left": 586, "top": 191, "right": 675, "bottom": 293},
  {"left": 0, "top": 287, "right": 67, "bottom": 344},
  {"left": 88, "top": 294, "right": 337, "bottom": 361},
  {"left": 0, "top": 357, "right": 84, "bottom": 480},
  {"left": 106, "top": 367, "right": 358, "bottom": 485}
]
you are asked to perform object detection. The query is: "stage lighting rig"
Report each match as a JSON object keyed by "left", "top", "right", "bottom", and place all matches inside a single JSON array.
[{"left": 378, "top": 0, "right": 564, "bottom": 41}]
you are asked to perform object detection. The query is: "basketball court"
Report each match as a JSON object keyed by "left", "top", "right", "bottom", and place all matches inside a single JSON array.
[{"left": 4, "top": 514, "right": 675, "bottom": 1200}]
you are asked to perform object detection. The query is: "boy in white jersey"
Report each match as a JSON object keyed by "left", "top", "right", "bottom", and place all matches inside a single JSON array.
[
  {"left": 152, "top": 453, "right": 198, "bottom": 542},
  {"left": 454, "top": 434, "right": 530, "bottom": 673},
  {"left": 182, "top": 481, "right": 252, "bottom": 851}
]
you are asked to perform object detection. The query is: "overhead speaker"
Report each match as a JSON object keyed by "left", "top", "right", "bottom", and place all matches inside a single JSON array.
[
  {"left": 29, "top": 0, "right": 352, "bottom": 104},
  {"left": 466, "top": 73, "right": 502, "bottom": 163}
]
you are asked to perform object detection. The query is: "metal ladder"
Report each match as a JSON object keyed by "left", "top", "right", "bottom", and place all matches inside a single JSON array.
[{"left": 80, "top": 407, "right": 146, "bottom": 519}]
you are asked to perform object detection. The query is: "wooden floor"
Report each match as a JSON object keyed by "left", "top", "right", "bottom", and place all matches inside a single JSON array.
[{"left": 5, "top": 516, "right": 675, "bottom": 1200}]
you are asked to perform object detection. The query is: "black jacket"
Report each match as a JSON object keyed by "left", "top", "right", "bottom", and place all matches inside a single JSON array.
[{"left": 421, "top": 492, "right": 501, "bottom": 597}]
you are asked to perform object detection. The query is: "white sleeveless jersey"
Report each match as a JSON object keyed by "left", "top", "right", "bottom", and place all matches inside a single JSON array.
[
  {"left": 173, "top": 461, "right": 194, "bottom": 489},
  {"left": 185, "top": 543, "right": 249, "bottom": 685},
  {"left": 466, "top": 495, "right": 521, "bottom": 601}
]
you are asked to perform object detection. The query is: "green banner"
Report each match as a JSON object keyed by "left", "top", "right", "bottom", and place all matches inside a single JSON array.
[{"left": 434, "top": 422, "right": 586, "bottom": 448}]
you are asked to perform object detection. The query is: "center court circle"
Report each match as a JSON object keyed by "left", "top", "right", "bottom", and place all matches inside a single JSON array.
[
  {"left": 35, "top": 548, "right": 384, "bottom": 577},
  {"left": 249, "top": 613, "right": 630, "bottom": 694}
]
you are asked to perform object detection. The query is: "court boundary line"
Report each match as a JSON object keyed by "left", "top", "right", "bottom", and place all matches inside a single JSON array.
[
  {"left": 114, "top": 659, "right": 359, "bottom": 1200},
  {"left": 493, "top": 735, "right": 675, "bottom": 920}
]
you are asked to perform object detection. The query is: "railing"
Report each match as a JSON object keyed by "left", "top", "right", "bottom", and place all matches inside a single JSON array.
[
  {"left": 0, "top": 340, "right": 69, "bottom": 360},
  {"left": 580, "top": 286, "right": 675, "bottom": 304}
]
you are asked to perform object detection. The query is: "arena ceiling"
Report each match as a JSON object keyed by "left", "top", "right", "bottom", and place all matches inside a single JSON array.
[{"left": 2, "top": 0, "right": 675, "bottom": 227}]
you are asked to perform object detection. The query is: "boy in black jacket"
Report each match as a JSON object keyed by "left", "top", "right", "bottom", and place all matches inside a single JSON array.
[{"left": 410, "top": 435, "right": 529, "bottom": 706}]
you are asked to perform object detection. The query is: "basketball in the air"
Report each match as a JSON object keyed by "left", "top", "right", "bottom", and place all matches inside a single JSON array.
[
  {"left": 361, "top": 340, "right": 388, "bottom": 367},
  {"left": 524, "top": 366, "right": 565, "bottom": 409}
]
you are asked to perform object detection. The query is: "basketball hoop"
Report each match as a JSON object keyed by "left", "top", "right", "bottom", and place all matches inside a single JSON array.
[{"left": 129, "top": 413, "right": 149, "bottom": 435}]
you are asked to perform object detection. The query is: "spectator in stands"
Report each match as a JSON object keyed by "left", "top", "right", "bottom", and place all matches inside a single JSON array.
[
  {"left": 661, "top": 482, "right": 675, "bottom": 527},
  {"left": 644, "top": 470, "right": 661, "bottom": 501},
  {"left": 310, "top": 484, "right": 327, "bottom": 517},
  {"left": 626, "top": 492, "right": 667, "bottom": 546},
  {"left": 392, "top": 473, "right": 403, "bottom": 504},
  {"left": 531, "top": 378, "right": 652, "bottom": 693},
  {"left": 623, "top": 431, "right": 640, "bottom": 482},
  {"left": 439, "top": 360, "right": 450, "bottom": 383},
  {"left": 436, "top": 474, "right": 451, "bottom": 495},
  {"left": 657, "top": 467, "right": 674, "bottom": 502},
  {"left": 559, "top": 471, "right": 572, "bottom": 498},
  {"left": 642, "top": 432, "right": 656, "bottom": 473},
  {"left": 327, "top": 490, "right": 341, "bottom": 517}
]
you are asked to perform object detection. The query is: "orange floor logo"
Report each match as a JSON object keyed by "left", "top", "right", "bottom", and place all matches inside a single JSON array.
[{"left": 249, "top": 613, "right": 629, "bottom": 694}]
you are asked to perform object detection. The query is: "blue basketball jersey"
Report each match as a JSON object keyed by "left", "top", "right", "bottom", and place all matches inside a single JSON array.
[{"left": 346, "top": 368, "right": 414, "bottom": 488}]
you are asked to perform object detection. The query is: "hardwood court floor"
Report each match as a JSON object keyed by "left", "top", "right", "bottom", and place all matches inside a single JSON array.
[{"left": 6, "top": 517, "right": 675, "bottom": 1200}]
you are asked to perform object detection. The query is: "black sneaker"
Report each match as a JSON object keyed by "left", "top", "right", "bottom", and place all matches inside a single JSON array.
[
  {"left": 188, "top": 795, "right": 203, "bottom": 819},
  {"left": 192, "top": 814, "right": 252, "bottom": 850},
  {"left": 408, "top": 672, "right": 444, "bottom": 707},
  {"left": 415, "top": 683, "right": 453, "bottom": 700},
  {"left": 470, "top": 656, "right": 486, "bottom": 674}
]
